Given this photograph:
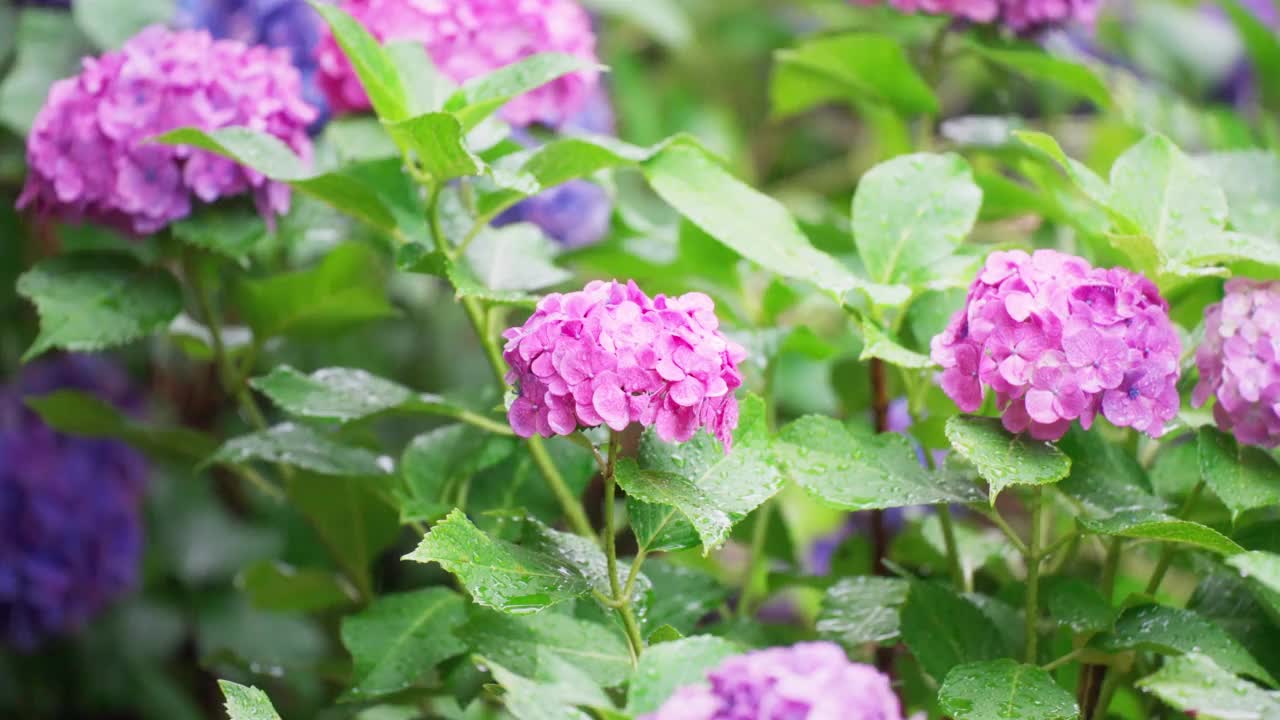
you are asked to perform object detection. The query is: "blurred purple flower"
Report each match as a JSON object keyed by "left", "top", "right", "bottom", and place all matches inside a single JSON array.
[
  {"left": 642, "top": 641, "right": 902, "bottom": 720},
  {"left": 1194, "top": 279, "right": 1280, "bottom": 448},
  {"left": 852, "top": 0, "right": 1102, "bottom": 33},
  {"left": 0, "top": 356, "right": 147, "bottom": 651}
]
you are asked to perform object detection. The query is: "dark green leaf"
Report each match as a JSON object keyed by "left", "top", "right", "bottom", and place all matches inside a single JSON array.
[
  {"left": 217, "top": 680, "right": 282, "bottom": 720},
  {"left": 971, "top": 42, "right": 1111, "bottom": 109},
  {"left": 287, "top": 474, "right": 399, "bottom": 602},
  {"left": 340, "top": 588, "right": 468, "bottom": 700},
  {"left": 404, "top": 510, "right": 591, "bottom": 613},
  {"left": 1095, "top": 604, "right": 1274, "bottom": 685},
  {"left": 624, "top": 636, "right": 740, "bottom": 716},
  {"left": 446, "top": 53, "right": 599, "bottom": 131},
  {"left": 1198, "top": 427, "right": 1280, "bottom": 519},
  {"left": 523, "top": 522, "right": 650, "bottom": 610},
  {"left": 25, "top": 389, "right": 218, "bottom": 463},
  {"left": 900, "top": 581, "right": 1005, "bottom": 683},
  {"left": 208, "top": 423, "right": 389, "bottom": 477},
  {"left": 17, "top": 253, "right": 182, "bottom": 361},
  {"left": 816, "top": 576, "right": 909, "bottom": 649},
  {"left": 939, "top": 659, "right": 1078, "bottom": 720},
  {"left": 944, "top": 415, "right": 1071, "bottom": 503},
  {"left": 1079, "top": 511, "right": 1244, "bottom": 557},
  {"left": 171, "top": 210, "right": 268, "bottom": 261},
  {"left": 640, "top": 560, "right": 728, "bottom": 635},
  {"left": 1227, "top": 551, "right": 1280, "bottom": 620},
  {"left": 770, "top": 33, "right": 937, "bottom": 117},
  {"left": 310, "top": 3, "right": 407, "bottom": 120},
  {"left": 250, "top": 365, "right": 485, "bottom": 426},
  {"left": 237, "top": 561, "right": 355, "bottom": 613},
  {"left": 398, "top": 425, "right": 516, "bottom": 523},
  {"left": 615, "top": 459, "right": 732, "bottom": 554},
  {"left": 463, "top": 608, "right": 632, "bottom": 689},
  {"left": 1043, "top": 577, "right": 1113, "bottom": 634},
  {"left": 1138, "top": 654, "right": 1280, "bottom": 720},
  {"left": 1057, "top": 427, "right": 1167, "bottom": 517},
  {"left": 484, "top": 654, "right": 611, "bottom": 720}
]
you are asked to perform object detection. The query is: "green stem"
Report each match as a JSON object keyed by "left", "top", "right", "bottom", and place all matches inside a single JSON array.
[
  {"left": 1100, "top": 537, "right": 1123, "bottom": 601},
  {"left": 453, "top": 409, "right": 517, "bottom": 436},
  {"left": 740, "top": 498, "right": 774, "bottom": 616},
  {"left": 1091, "top": 670, "right": 1124, "bottom": 720},
  {"left": 603, "top": 430, "right": 645, "bottom": 663},
  {"left": 1145, "top": 481, "right": 1206, "bottom": 596},
  {"left": 937, "top": 505, "right": 966, "bottom": 591},
  {"left": 1025, "top": 487, "right": 1043, "bottom": 664},
  {"left": 985, "top": 507, "right": 1031, "bottom": 558}
]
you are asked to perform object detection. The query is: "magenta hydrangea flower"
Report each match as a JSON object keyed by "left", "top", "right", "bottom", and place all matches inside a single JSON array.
[
  {"left": 1193, "top": 279, "right": 1280, "bottom": 447},
  {"left": 17, "top": 26, "right": 315, "bottom": 236},
  {"left": 852, "top": 0, "right": 1101, "bottom": 32},
  {"left": 316, "top": 0, "right": 600, "bottom": 128},
  {"left": 932, "top": 249, "right": 1181, "bottom": 440},
  {"left": 641, "top": 642, "right": 902, "bottom": 720},
  {"left": 502, "top": 280, "right": 745, "bottom": 449}
]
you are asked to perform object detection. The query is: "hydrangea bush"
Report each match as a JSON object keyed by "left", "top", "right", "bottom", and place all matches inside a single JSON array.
[{"left": 4, "top": 1, "right": 1280, "bottom": 719}]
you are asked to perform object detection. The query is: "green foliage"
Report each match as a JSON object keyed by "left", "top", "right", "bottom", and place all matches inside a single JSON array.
[
  {"left": 1080, "top": 511, "right": 1245, "bottom": 557},
  {"left": 208, "top": 424, "right": 389, "bottom": 477},
  {"left": 217, "top": 680, "right": 282, "bottom": 720},
  {"left": 939, "top": 660, "right": 1079, "bottom": 720},
  {"left": 900, "top": 581, "right": 1007, "bottom": 682},
  {"left": 816, "top": 577, "right": 909, "bottom": 648},
  {"left": 463, "top": 608, "right": 632, "bottom": 688},
  {"left": 770, "top": 33, "right": 937, "bottom": 118},
  {"left": 1198, "top": 427, "right": 1280, "bottom": 519},
  {"left": 0, "top": 9, "right": 90, "bottom": 134},
  {"left": 339, "top": 588, "right": 468, "bottom": 700},
  {"left": 1096, "top": 604, "right": 1275, "bottom": 685},
  {"left": 624, "top": 636, "right": 740, "bottom": 716},
  {"left": 1138, "top": 654, "right": 1280, "bottom": 719},
  {"left": 25, "top": 389, "right": 218, "bottom": 463},
  {"left": 944, "top": 416, "right": 1071, "bottom": 503}
]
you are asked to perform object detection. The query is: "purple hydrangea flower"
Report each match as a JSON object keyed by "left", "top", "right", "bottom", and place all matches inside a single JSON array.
[
  {"left": 176, "top": 0, "right": 330, "bottom": 128},
  {"left": 641, "top": 642, "right": 902, "bottom": 720},
  {"left": 1193, "top": 279, "right": 1280, "bottom": 447},
  {"left": 17, "top": 26, "right": 316, "bottom": 236},
  {"left": 1, "top": 356, "right": 147, "bottom": 651},
  {"left": 502, "top": 280, "right": 746, "bottom": 449},
  {"left": 316, "top": 0, "right": 600, "bottom": 128},
  {"left": 932, "top": 249, "right": 1181, "bottom": 440},
  {"left": 852, "top": 0, "right": 1101, "bottom": 32}
]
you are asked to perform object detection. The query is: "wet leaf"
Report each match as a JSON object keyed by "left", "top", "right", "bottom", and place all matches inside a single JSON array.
[
  {"left": 939, "top": 659, "right": 1078, "bottom": 720},
  {"left": 340, "top": 588, "right": 468, "bottom": 700},
  {"left": 207, "top": 423, "right": 389, "bottom": 477},
  {"left": 1095, "top": 604, "right": 1275, "bottom": 685},
  {"left": 217, "top": 680, "right": 282, "bottom": 720},
  {"left": 1138, "top": 654, "right": 1280, "bottom": 720},
  {"left": 1198, "top": 427, "right": 1280, "bottom": 520},
  {"left": 463, "top": 608, "right": 631, "bottom": 688},
  {"left": 624, "top": 636, "right": 739, "bottom": 716},
  {"left": 816, "top": 577, "right": 909, "bottom": 649},
  {"left": 944, "top": 415, "right": 1071, "bottom": 503},
  {"left": 900, "top": 581, "right": 1006, "bottom": 682},
  {"left": 1080, "top": 511, "right": 1244, "bottom": 557}
]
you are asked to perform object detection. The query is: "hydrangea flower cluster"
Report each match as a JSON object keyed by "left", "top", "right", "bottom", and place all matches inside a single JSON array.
[
  {"left": 17, "top": 26, "right": 316, "bottom": 236},
  {"left": 494, "top": 88, "right": 615, "bottom": 248},
  {"left": 1193, "top": 279, "right": 1280, "bottom": 448},
  {"left": 316, "top": 0, "right": 600, "bottom": 128},
  {"left": 503, "top": 280, "right": 745, "bottom": 449},
  {"left": 642, "top": 642, "right": 902, "bottom": 720},
  {"left": 177, "top": 0, "right": 329, "bottom": 127},
  {"left": 853, "top": 0, "right": 1101, "bottom": 32},
  {"left": 1, "top": 356, "right": 148, "bottom": 651},
  {"left": 932, "top": 249, "right": 1181, "bottom": 440}
]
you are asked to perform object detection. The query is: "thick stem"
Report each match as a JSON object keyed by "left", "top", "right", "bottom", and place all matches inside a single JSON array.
[
  {"left": 603, "top": 430, "right": 645, "bottom": 662},
  {"left": 1145, "top": 481, "right": 1205, "bottom": 596},
  {"left": 937, "top": 505, "right": 966, "bottom": 591},
  {"left": 1025, "top": 487, "right": 1043, "bottom": 664}
]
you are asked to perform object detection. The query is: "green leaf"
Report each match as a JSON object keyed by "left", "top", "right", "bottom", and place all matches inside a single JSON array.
[
  {"left": 0, "top": 10, "right": 90, "bottom": 135},
  {"left": 632, "top": 394, "right": 782, "bottom": 553},
  {"left": 340, "top": 588, "right": 468, "bottom": 700},
  {"left": 25, "top": 389, "right": 218, "bottom": 463},
  {"left": 858, "top": 318, "right": 936, "bottom": 368},
  {"left": 384, "top": 112, "right": 484, "bottom": 180},
  {"left": 446, "top": 53, "right": 599, "bottom": 131},
  {"left": 172, "top": 210, "right": 268, "bottom": 261},
  {"left": 249, "top": 365, "right": 486, "bottom": 427},
  {"left": 944, "top": 415, "right": 1071, "bottom": 503},
  {"left": 770, "top": 33, "right": 937, "bottom": 118},
  {"left": 523, "top": 521, "right": 651, "bottom": 610},
  {"left": 448, "top": 223, "right": 572, "bottom": 301},
  {"left": 1097, "top": 605, "right": 1275, "bottom": 685},
  {"left": 780, "top": 414, "right": 982, "bottom": 510},
  {"left": 615, "top": 459, "right": 732, "bottom": 554},
  {"left": 217, "top": 680, "right": 282, "bottom": 720},
  {"left": 153, "top": 128, "right": 401, "bottom": 233},
  {"left": 1043, "top": 577, "right": 1113, "bottom": 634},
  {"left": 1198, "top": 150, "right": 1280, "bottom": 237},
  {"left": 287, "top": 474, "right": 399, "bottom": 601},
  {"left": 398, "top": 425, "right": 516, "bottom": 523},
  {"left": 237, "top": 561, "right": 355, "bottom": 613},
  {"left": 17, "top": 253, "right": 182, "bottom": 361},
  {"left": 1056, "top": 427, "right": 1167, "bottom": 518},
  {"left": 641, "top": 142, "right": 857, "bottom": 301},
  {"left": 970, "top": 42, "right": 1111, "bottom": 109},
  {"left": 816, "top": 577, "right": 910, "bottom": 649},
  {"left": 852, "top": 152, "right": 982, "bottom": 286},
  {"left": 235, "top": 244, "right": 398, "bottom": 339},
  {"left": 641, "top": 560, "right": 728, "bottom": 635},
  {"left": 1227, "top": 551, "right": 1280, "bottom": 619},
  {"left": 1138, "top": 654, "right": 1280, "bottom": 720},
  {"left": 463, "top": 608, "right": 632, "bottom": 689},
  {"left": 939, "top": 659, "right": 1079, "bottom": 720},
  {"left": 1080, "top": 510, "right": 1245, "bottom": 557},
  {"left": 385, "top": 41, "right": 456, "bottom": 116},
  {"left": 72, "top": 0, "right": 171, "bottom": 51},
  {"left": 1220, "top": 0, "right": 1280, "bottom": 112},
  {"left": 578, "top": 0, "right": 691, "bottom": 48},
  {"left": 920, "top": 514, "right": 1008, "bottom": 589},
  {"left": 900, "top": 581, "right": 1006, "bottom": 683},
  {"left": 310, "top": 3, "right": 407, "bottom": 121},
  {"left": 1199, "top": 427, "right": 1280, "bottom": 520},
  {"left": 209, "top": 423, "right": 389, "bottom": 477},
  {"left": 484, "top": 654, "right": 612, "bottom": 720},
  {"left": 624, "top": 636, "right": 740, "bottom": 716},
  {"left": 404, "top": 509, "right": 591, "bottom": 613}
]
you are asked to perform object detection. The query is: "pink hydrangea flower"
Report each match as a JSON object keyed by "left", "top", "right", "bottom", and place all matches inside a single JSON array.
[
  {"left": 1193, "top": 279, "right": 1280, "bottom": 447},
  {"left": 17, "top": 26, "right": 315, "bottom": 236},
  {"left": 932, "top": 250, "right": 1181, "bottom": 440},
  {"left": 641, "top": 642, "right": 902, "bottom": 720},
  {"left": 502, "top": 280, "right": 745, "bottom": 450},
  {"left": 315, "top": 0, "right": 600, "bottom": 128},
  {"left": 852, "top": 0, "right": 1101, "bottom": 32}
]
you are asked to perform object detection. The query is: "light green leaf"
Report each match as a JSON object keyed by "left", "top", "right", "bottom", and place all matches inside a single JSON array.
[
  {"left": 1096, "top": 604, "right": 1275, "bottom": 685},
  {"left": 1227, "top": 551, "right": 1280, "bottom": 619},
  {"left": 249, "top": 365, "right": 486, "bottom": 427},
  {"left": 1138, "top": 654, "right": 1280, "bottom": 720},
  {"left": 1014, "top": 130, "right": 1111, "bottom": 207},
  {"left": 310, "top": 3, "right": 407, "bottom": 121},
  {"left": 852, "top": 153, "right": 982, "bottom": 286},
  {"left": 1056, "top": 427, "right": 1167, "bottom": 518},
  {"left": 172, "top": 210, "right": 268, "bottom": 261},
  {"left": 944, "top": 415, "right": 1071, "bottom": 503},
  {"left": 235, "top": 243, "right": 398, "bottom": 339},
  {"left": 816, "top": 577, "right": 910, "bottom": 649},
  {"left": 579, "top": 0, "right": 690, "bottom": 47},
  {"left": 237, "top": 561, "right": 355, "bottom": 613},
  {"left": 1199, "top": 427, "right": 1280, "bottom": 520},
  {"left": 615, "top": 459, "right": 731, "bottom": 554},
  {"left": 900, "top": 581, "right": 1006, "bottom": 683},
  {"left": 398, "top": 424, "right": 516, "bottom": 523},
  {"left": 1080, "top": 511, "right": 1244, "bottom": 557},
  {"left": 384, "top": 112, "right": 484, "bottom": 180},
  {"left": 780, "top": 414, "right": 982, "bottom": 510},
  {"left": 858, "top": 318, "right": 935, "bottom": 368},
  {"left": 463, "top": 608, "right": 632, "bottom": 689},
  {"left": 0, "top": 10, "right": 90, "bottom": 135},
  {"left": 287, "top": 474, "right": 399, "bottom": 601},
  {"left": 340, "top": 588, "right": 468, "bottom": 700},
  {"left": 208, "top": 423, "right": 390, "bottom": 477},
  {"left": 449, "top": 223, "right": 572, "bottom": 300},
  {"left": 485, "top": 654, "right": 612, "bottom": 720},
  {"left": 72, "top": 0, "right": 172, "bottom": 51},
  {"left": 1043, "top": 577, "right": 1113, "bottom": 634},
  {"left": 971, "top": 42, "right": 1111, "bottom": 109},
  {"left": 404, "top": 509, "right": 591, "bottom": 614},
  {"left": 770, "top": 33, "right": 937, "bottom": 118},
  {"left": 1198, "top": 150, "right": 1280, "bottom": 237},
  {"left": 446, "top": 53, "right": 599, "bottom": 131},
  {"left": 385, "top": 41, "right": 456, "bottom": 115},
  {"left": 624, "top": 636, "right": 740, "bottom": 716},
  {"left": 24, "top": 389, "right": 218, "bottom": 463},
  {"left": 217, "top": 680, "right": 282, "bottom": 720},
  {"left": 939, "top": 659, "right": 1078, "bottom": 720},
  {"left": 17, "top": 253, "right": 182, "bottom": 361}
]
